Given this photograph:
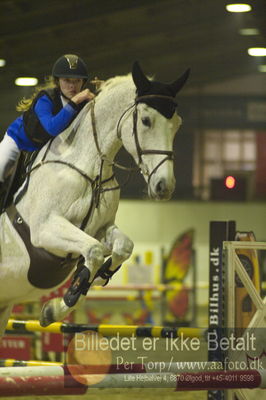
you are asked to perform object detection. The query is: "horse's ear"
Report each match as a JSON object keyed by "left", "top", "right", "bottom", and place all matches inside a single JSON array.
[
  {"left": 132, "top": 61, "right": 151, "bottom": 92},
  {"left": 169, "top": 68, "right": 190, "bottom": 96}
]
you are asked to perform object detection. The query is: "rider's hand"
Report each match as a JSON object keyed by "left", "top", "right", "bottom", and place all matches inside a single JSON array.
[{"left": 71, "top": 89, "right": 95, "bottom": 104}]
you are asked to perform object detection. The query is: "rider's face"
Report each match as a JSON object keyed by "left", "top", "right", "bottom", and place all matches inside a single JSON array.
[{"left": 59, "top": 78, "right": 84, "bottom": 99}]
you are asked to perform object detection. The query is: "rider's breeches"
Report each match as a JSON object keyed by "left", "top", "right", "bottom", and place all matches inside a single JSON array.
[{"left": 0, "top": 133, "right": 20, "bottom": 182}]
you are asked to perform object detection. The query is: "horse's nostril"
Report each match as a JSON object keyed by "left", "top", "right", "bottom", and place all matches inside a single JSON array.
[{"left": 156, "top": 179, "right": 166, "bottom": 194}]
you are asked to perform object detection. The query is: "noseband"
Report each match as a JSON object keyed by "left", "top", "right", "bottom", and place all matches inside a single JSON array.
[{"left": 131, "top": 95, "right": 175, "bottom": 184}]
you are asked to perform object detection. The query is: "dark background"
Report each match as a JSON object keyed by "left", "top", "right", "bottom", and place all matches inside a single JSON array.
[{"left": 1, "top": 0, "right": 266, "bottom": 199}]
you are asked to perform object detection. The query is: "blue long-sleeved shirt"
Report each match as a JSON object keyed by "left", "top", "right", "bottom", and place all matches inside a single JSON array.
[{"left": 7, "top": 94, "right": 78, "bottom": 151}]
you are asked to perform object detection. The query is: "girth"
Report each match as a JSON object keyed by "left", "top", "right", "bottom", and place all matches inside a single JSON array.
[{"left": 6, "top": 204, "right": 79, "bottom": 289}]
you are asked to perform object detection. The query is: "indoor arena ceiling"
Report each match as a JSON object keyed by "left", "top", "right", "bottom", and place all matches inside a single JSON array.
[{"left": 0, "top": 0, "right": 266, "bottom": 94}]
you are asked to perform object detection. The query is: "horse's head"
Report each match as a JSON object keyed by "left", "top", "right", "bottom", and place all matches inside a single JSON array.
[{"left": 120, "top": 61, "right": 190, "bottom": 201}]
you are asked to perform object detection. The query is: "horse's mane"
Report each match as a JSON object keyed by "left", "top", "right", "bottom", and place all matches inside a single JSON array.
[
  {"left": 97, "top": 74, "right": 132, "bottom": 94},
  {"left": 56, "top": 74, "right": 134, "bottom": 146},
  {"left": 97, "top": 72, "right": 154, "bottom": 96}
]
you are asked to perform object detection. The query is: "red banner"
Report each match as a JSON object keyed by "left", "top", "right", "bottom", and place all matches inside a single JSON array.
[
  {"left": 255, "top": 132, "right": 266, "bottom": 198},
  {"left": 0, "top": 335, "right": 32, "bottom": 359}
]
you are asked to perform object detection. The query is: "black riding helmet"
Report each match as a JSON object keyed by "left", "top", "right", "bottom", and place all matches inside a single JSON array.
[{"left": 52, "top": 54, "right": 89, "bottom": 80}]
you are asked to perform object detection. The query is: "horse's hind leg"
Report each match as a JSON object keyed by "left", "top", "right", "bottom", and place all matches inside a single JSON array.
[{"left": 0, "top": 305, "right": 13, "bottom": 337}]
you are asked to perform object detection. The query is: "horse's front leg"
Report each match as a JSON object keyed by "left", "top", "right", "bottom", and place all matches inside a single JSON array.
[
  {"left": 92, "top": 224, "right": 134, "bottom": 286},
  {"left": 31, "top": 214, "right": 105, "bottom": 280},
  {"left": 30, "top": 215, "right": 106, "bottom": 326},
  {"left": 45, "top": 225, "right": 134, "bottom": 328}
]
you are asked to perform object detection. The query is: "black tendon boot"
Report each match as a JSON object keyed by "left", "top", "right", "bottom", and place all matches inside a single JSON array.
[
  {"left": 63, "top": 266, "right": 91, "bottom": 308},
  {"left": 95, "top": 258, "right": 122, "bottom": 286},
  {"left": 63, "top": 258, "right": 122, "bottom": 308}
]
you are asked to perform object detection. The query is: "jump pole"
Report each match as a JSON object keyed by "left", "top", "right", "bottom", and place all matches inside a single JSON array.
[
  {"left": 6, "top": 319, "right": 206, "bottom": 338},
  {"left": 0, "top": 370, "right": 265, "bottom": 396},
  {"left": 0, "top": 358, "right": 62, "bottom": 367},
  {"left": 0, "top": 361, "right": 224, "bottom": 377}
]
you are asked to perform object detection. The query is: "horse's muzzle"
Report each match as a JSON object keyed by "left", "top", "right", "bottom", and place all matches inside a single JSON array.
[{"left": 149, "top": 177, "right": 174, "bottom": 201}]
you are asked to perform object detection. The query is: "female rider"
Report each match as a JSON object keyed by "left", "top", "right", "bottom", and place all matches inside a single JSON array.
[{"left": 0, "top": 54, "right": 94, "bottom": 189}]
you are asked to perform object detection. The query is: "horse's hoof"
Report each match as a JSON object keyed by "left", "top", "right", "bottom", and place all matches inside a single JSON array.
[
  {"left": 39, "top": 302, "right": 56, "bottom": 327},
  {"left": 40, "top": 298, "right": 71, "bottom": 327}
]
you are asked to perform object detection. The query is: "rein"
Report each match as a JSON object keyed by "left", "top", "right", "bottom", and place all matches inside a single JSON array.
[
  {"left": 24, "top": 139, "right": 115, "bottom": 231},
  {"left": 91, "top": 101, "right": 138, "bottom": 172}
]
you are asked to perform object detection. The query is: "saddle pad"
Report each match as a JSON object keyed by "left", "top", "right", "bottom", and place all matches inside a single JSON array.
[{"left": 6, "top": 204, "right": 77, "bottom": 289}]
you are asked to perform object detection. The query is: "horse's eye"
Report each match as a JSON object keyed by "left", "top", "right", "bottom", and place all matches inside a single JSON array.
[{"left": 141, "top": 117, "right": 151, "bottom": 127}]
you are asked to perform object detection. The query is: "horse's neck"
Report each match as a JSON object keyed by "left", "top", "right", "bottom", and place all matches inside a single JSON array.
[{"left": 49, "top": 81, "right": 134, "bottom": 179}]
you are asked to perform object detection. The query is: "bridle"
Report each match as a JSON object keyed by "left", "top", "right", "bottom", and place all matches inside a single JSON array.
[{"left": 90, "top": 94, "right": 176, "bottom": 185}]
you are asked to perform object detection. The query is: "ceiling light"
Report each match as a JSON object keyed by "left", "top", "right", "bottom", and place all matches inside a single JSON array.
[
  {"left": 258, "top": 65, "right": 266, "bottom": 72},
  {"left": 248, "top": 47, "right": 266, "bottom": 56},
  {"left": 226, "top": 3, "right": 252, "bottom": 12},
  {"left": 15, "top": 77, "right": 38, "bottom": 86},
  {"left": 0, "top": 59, "right": 6, "bottom": 67},
  {"left": 239, "top": 28, "right": 259, "bottom": 36}
]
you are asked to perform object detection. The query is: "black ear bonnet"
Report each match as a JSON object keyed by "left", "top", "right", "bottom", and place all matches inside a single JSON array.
[{"left": 132, "top": 61, "right": 190, "bottom": 119}]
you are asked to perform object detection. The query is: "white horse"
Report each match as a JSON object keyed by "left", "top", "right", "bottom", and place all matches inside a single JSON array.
[{"left": 0, "top": 62, "right": 189, "bottom": 335}]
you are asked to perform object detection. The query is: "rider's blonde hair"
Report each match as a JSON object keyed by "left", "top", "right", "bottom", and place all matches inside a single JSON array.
[{"left": 16, "top": 76, "right": 58, "bottom": 112}]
